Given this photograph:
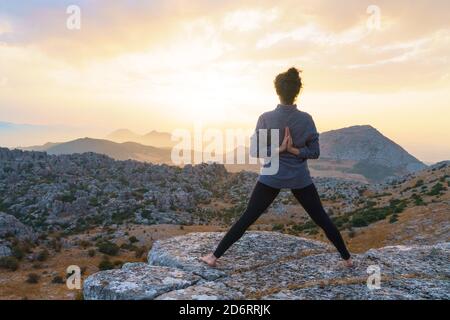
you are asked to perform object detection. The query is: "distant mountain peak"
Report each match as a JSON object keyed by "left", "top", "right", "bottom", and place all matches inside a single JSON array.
[
  {"left": 329, "top": 125, "right": 378, "bottom": 133},
  {"left": 320, "top": 126, "right": 426, "bottom": 178},
  {"left": 106, "top": 128, "right": 175, "bottom": 148},
  {"left": 109, "top": 128, "right": 137, "bottom": 135}
]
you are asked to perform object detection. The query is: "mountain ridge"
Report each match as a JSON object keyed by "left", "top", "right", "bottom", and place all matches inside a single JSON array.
[
  {"left": 17, "top": 125, "right": 428, "bottom": 182},
  {"left": 106, "top": 129, "right": 176, "bottom": 148}
]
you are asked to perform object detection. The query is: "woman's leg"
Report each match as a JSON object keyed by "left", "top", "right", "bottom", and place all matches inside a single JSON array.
[
  {"left": 291, "top": 184, "right": 351, "bottom": 260},
  {"left": 213, "top": 182, "right": 280, "bottom": 258}
]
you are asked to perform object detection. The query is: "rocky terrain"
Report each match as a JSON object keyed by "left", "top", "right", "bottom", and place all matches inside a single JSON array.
[
  {"left": 0, "top": 148, "right": 448, "bottom": 300},
  {"left": 0, "top": 212, "right": 37, "bottom": 258},
  {"left": 83, "top": 232, "right": 450, "bottom": 300},
  {"left": 0, "top": 147, "right": 368, "bottom": 235}
]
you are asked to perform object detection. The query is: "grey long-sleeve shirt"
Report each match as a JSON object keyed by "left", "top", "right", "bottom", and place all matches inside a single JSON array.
[{"left": 251, "top": 104, "right": 320, "bottom": 189}]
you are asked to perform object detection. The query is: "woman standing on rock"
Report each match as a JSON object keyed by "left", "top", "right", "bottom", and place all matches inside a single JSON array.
[{"left": 200, "top": 67, "right": 353, "bottom": 268}]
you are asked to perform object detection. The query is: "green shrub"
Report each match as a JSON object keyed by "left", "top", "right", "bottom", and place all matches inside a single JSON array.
[
  {"left": 292, "top": 221, "right": 317, "bottom": 232},
  {"left": 26, "top": 273, "right": 40, "bottom": 284},
  {"left": 52, "top": 276, "right": 65, "bottom": 284},
  {"left": 351, "top": 216, "right": 369, "bottom": 228},
  {"left": 88, "top": 249, "right": 96, "bottom": 257},
  {"left": 411, "top": 194, "right": 425, "bottom": 206},
  {"left": 36, "top": 249, "right": 49, "bottom": 262},
  {"left": 97, "top": 241, "right": 119, "bottom": 256},
  {"left": 389, "top": 199, "right": 407, "bottom": 213},
  {"left": 0, "top": 257, "right": 19, "bottom": 271},
  {"left": 307, "top": 229, "right": 319, "bottom": 235},
  {"left": 331, "top": 216, "right": 349, "bottom": 229},
  {"left": 128, "top": 236, "right": 139, "bottom": 244},
  {"left": 389, "top": 214, "right": 399, "bottom": 224},
  {"left": 111, "top": 210, "right": 134, "bottom": 224},
  {"left": 427, "top": 183, "right": 445, "bottom": 196},
  {"left": 11, "top": 246, "right": 25, "bottom": 260},
  {"left": 414, "top": 180, "right": 424, "bottom": 188},
  {"left": 59, "top": 193, "right": 76, "bottom": 203},
  {"left": 98, "top": 258, "right": 114, "bottom": 271},
  {"left": 271, "top": 224, "right": 284, "bottom": 231},
  {"left": 120, "top": 243, "right": 136, "bottom": 251}
]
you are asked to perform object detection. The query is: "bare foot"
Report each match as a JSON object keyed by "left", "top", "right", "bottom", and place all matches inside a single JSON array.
[
  {"left": 343, "top": 258, "right": 354, "bottom": 268},
  {"left": 199, "top": 253, "right": 218, "bottom": 268}
]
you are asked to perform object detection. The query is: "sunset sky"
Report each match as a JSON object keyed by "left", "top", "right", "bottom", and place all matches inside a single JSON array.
[{"left": 0, "top": 0, "right": 449, "bottom": 162}]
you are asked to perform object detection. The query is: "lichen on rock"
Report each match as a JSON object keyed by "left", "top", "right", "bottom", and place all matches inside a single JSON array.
[
  {"left": 83, "top": 263, "right": 201, "bottom": 300},
  {"left": 148, "top": 231, "right": 330, "bottom": 280},
  {"left": 83, "top": 232, "right": 450, "bottom": 300}
]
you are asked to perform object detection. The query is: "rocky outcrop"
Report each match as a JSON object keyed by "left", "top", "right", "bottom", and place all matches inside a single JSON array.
[
  {"left": 0, "top": 212, "right": 37, "bottom": 257},
  {"left": 83, "top": 232, "right": 450, "bottom": 300},
  {"left": 83, "top": 263, "right": 201, "bottom": 300},
  {"left": 0, "top": 212, "right": 36, "bottom": 241},
  {"left": 0, "top": 147, "right": 376, "bottom": 232},
  {"left": 0, "top": 242, "right": 12, "bottom": 257}
]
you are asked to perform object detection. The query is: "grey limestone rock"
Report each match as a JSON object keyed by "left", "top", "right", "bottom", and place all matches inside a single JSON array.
[{"left": 84, "top": 232, "right": 449, "bottom": 300}]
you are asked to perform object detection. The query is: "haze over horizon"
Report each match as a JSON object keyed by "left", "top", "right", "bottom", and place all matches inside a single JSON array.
[{"left": 0, "top": 0, "right": 449, "bottom": 163}]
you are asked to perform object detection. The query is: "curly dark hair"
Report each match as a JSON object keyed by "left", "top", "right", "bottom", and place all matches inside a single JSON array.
[{"left": 274, "top": 67, "right": 302, "bottom": 105}]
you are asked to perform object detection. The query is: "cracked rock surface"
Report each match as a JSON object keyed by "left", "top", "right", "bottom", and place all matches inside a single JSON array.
[
  {"left": 83, "top": 263, "right": 201, "bottom": 300},
  {"left": 83, "top": 232, "right": 450, "bottom": 300}
]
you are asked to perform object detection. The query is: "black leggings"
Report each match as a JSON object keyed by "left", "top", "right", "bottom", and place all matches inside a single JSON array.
[{"left": 214, "top": 182, "right": 351, "bottom": 260}]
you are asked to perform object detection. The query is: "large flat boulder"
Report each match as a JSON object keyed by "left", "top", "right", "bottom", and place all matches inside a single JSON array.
[
  {"left": 217, "top": 243, "right": 450, "bottom": 299},
  {"left": 262, "top": 278, "right": 450, "bottom": 300},
  {"left": 83, "top": 232, "right": 450, "bottom": 300},
  {"left": 156, "top": 281, "right": 245, "bottom": 300},
  {"left": 148, "top": 231, "right": 330, "bottom": 280},
  {"left": 83, "top": 263, "right": 201, "bottom": 300}
]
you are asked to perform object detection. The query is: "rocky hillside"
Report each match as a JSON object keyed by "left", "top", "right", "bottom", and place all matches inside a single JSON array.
[
  {"left": 83, "top": 232, "right": 450, "bottom": 300},
  {"left": 44, "top": 138, "right": 171, "bottom": 164},
  {"left": 0, "top": 148, "right": 229, "bottom": 233},
  {"left": 0, "top": 148, "right": 368, "bottom": 234},
  {"left": 341, "top": 161, "right": 450, "bottom": 251},
  {"left": 320, "top": 125, "right": 426, "bottom": 180}
]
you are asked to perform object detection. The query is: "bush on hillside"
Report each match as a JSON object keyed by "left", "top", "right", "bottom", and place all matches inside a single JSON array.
[
  {"left": 97, "top": 241, "right": 119, "bottom": 256},
  {"left": 0, "top": 257, "right": 20, "bottom": 271}
]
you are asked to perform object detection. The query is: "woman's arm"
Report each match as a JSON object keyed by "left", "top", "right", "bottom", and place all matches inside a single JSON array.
[
  {"left": 250, "top": 115, "right": 288, "bottom": 159},
  {"left": 287, "top": 117, "right": 320, "bottom": 160},
  {"left": 249, "top": 115, "right": 270, "bottom": 158}
]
